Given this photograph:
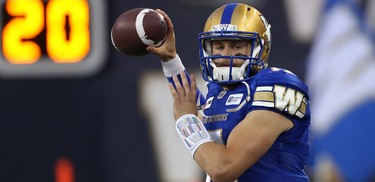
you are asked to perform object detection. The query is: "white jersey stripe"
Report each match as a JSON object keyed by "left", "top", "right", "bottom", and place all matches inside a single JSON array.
[
  {"left": 252, "top": 101, "right": 275, "bottom": 107},
  {"left": 256, "top": 86, "right": 273, "bottom": 91}
]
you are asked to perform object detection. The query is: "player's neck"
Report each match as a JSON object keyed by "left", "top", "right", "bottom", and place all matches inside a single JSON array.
[{"left": 222, "top": 83, "right": 241, "bottom": 90}]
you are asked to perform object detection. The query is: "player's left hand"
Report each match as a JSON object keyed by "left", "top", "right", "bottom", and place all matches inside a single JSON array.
[{"left": 168, "top": 71, "right": 198, "bottom": 120}]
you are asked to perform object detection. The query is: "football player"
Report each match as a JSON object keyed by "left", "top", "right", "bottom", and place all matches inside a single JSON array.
[{"left": 147, "top": 3, "right": 311, "bottom": 182}]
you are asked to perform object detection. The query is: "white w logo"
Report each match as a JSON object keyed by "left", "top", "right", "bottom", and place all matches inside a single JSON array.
[{"left": 274, "top": 85, "right": 306, "bottom": 117}]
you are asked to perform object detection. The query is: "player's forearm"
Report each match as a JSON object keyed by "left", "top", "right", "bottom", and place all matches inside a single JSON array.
[
  {"left": 193, "top": 135, "right": 269, "bottom": 182},
  {"left": 193, "top": 111, "right": 284, "bottom": 181},
  {"left": 194, "top": 142, "right": 244, "bottom": 182}
]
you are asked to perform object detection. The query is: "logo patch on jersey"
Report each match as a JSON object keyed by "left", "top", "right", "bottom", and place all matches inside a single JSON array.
[
  {"left": 226, "top": 94, "right": 243, "bottom": 105},
  {"left": 217, "top": 91, "right": 227, "bottom": 99},
  {"left": 204, "top": 97, "right": 214, "bottom": 110},
  {"left": 252, "top": 85, "right": 307, "bottom": 118}
]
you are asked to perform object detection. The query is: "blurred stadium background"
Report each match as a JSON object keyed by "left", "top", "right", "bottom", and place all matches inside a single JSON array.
[{"left": 0, "top": 0, "right": 374, "bottom": 181}]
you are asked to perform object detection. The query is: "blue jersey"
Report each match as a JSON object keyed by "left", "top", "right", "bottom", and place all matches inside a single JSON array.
[{"left": 202, "top": 67, "right": 311, "bottom": 182}]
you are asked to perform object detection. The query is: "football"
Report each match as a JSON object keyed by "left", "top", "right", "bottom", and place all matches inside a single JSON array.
[{"left": 111, "top": 8, "right": 168, "bottom": 56}]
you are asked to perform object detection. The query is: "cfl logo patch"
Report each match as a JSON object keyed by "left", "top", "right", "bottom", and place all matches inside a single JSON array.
[{"left": 226, "top": 94, "right": 243, "bottom": 106}]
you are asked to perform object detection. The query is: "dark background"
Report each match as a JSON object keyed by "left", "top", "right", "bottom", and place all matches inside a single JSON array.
[{"left": 0, "top": 0, "right": 310, "bottom": 182}]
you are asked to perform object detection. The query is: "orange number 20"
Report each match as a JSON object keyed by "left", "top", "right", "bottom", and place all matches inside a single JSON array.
[{"left": 2, "top": 0, "right": 90, "bottom": 64}]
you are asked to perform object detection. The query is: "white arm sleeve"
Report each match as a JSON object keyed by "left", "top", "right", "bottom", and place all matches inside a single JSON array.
[
  {"left": 176, "top": 114, "right": 212, "bottom": 156},
  {"left": 161, "top": 54, "right": 185, "bottom": 77}
]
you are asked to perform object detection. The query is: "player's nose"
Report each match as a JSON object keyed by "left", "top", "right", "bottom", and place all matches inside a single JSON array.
[{"left": 221, "top": 46, "right": 234, "bottom": 56}]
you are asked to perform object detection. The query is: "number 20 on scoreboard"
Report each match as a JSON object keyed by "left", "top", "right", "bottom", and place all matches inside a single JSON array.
[{"left": 0, "top": 0, "right": 107, "bottom": 78}]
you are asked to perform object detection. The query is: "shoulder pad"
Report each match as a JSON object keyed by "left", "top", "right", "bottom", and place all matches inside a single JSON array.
[{"left": 251, "top": 67, "right": 309, "bottom": 118}]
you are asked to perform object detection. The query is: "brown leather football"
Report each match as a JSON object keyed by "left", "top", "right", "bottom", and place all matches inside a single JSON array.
[{"left": 111, "top": 8, "right": 168, "bottom": 56}]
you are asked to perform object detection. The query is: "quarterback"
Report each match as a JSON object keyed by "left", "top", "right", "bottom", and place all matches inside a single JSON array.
[{"left": 147, "top": 3, "right": 311, "bottom": 182}]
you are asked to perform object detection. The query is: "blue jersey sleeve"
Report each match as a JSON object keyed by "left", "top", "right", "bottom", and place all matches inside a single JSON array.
[{"left": 247, "top": 67, "right": 310, "bottom": 121}]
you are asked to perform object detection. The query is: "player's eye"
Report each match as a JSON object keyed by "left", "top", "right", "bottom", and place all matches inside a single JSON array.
[
  {"left": 233, "top": 43, "right": 246, "bottom": 50},
  {"left": 213, "top": 45, "right": 224, "bottom": 50}
]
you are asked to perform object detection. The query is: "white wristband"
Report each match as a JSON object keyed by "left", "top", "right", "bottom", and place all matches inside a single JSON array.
[
  {"left": 161, "top": 54, "right": 185, "bottom": 77},
  {"left": 176, "top": 114, "right": 212, "bottom": 156}
]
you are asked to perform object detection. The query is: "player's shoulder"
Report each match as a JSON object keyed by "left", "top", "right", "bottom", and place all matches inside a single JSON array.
[
  {"left": 248, "top": 67, "right": 310, "bottom": 119},
  {"left": 251, "top": 67, "right": 309, "bottom": 94}
]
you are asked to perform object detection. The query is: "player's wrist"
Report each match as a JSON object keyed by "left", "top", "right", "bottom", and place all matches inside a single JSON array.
[
  {"left": 161, "top": 54, "right": 185, "bottom": 77},
  {"left": 161, "top": 52, "right": 177, "bottom": 62},
  {"left": 175, "top": 114, "right": 212, "bottom": 156}
]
